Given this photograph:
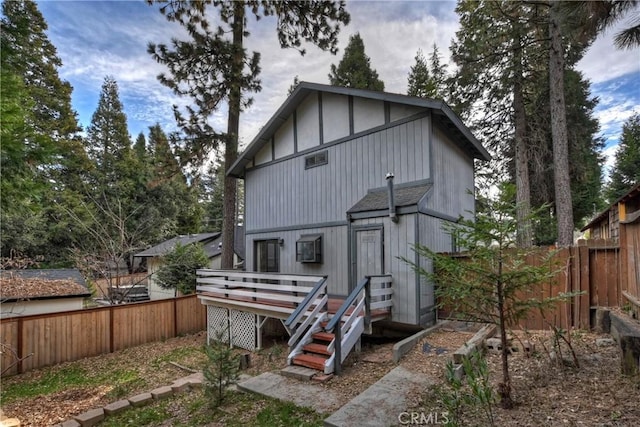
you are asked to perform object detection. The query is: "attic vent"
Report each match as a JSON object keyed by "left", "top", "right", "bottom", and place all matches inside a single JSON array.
[{"left": 304, "top": 150, "right": 328, "bottom": 170}]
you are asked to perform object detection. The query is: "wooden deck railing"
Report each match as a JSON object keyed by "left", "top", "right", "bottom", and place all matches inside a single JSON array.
[
  {"left": 196, "top": 270, "right": 326, "bottom": 320},
  {"left": 325, "top": 275, "right": 393, "bottom": 374}
]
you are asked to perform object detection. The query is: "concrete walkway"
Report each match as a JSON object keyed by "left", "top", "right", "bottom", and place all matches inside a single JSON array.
[
  {"left": 237, "top": 372, "right": 343, "bottom": 414},
  {"left": 324, "top": 366, "right": 431, "bottom": 427},
  {"left": 238, "top": 366, "right": 432, "bottom": 427}
]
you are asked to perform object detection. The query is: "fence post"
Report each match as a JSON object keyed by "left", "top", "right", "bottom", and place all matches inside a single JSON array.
[
  {"left": 17, "top": 317, "right": 24, "bottom": 374},
  {"left": 173, "top": 298, "right": 178, "bottom": 338},
  {"left": 578, "top": 245, "right": 590, "bottom": 329},
  {"left": 109, "top": 305, "right": 114, "bottom": 353}
]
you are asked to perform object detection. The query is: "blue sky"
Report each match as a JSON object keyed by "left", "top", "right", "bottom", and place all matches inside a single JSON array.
[{"left": 35, "top": 1, "right": 639, "bottom": 175}]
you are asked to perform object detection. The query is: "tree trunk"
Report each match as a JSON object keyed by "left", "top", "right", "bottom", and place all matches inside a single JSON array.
[
  {"left": 549, "top": 1, "right": 574, "bottom": 246},
  {"left": 513, "top": 42, "right": 532, "bottom": 248},
  {"left": 221, "top": 2, "right": 244, "bottom": 269},
  {"left": 496, "top": 252, "right": 514, "bottom": 409}
]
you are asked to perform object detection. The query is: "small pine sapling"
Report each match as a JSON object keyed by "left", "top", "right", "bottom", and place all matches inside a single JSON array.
[
  {"left": 203, "top": 330, "right": 240, "bottom": 408},
  {"left": 405, "top": 182, "right": 581, "bottom": 409}
]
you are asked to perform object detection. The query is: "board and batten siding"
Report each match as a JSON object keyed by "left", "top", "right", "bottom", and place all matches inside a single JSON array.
[
  {"left": 351, "top": 216, "right": 419, "bottom": 325},
  {"left": 245, "top": 116, "right": 431, "bottom": 231},
  {"left": 245, "top": 225, "right": 350, "bottom": 296},
  {"left": 417, "top": 214, "right": 456, "bottom": 325},
  {"left": 425, "top": 125, "right": 475, "bottom": 220}
]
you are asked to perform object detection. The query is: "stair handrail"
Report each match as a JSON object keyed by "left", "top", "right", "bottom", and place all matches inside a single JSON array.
[
  {"left": 284, "top": 276, "right": 328, "bottom": 329},
  {"left": 326, "top": 276, "right": 370, "bottom": 374}
]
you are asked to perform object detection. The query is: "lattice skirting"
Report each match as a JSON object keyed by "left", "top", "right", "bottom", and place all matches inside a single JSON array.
[{"left": 206, "top": 306, "right": 261, "bottom": 351}]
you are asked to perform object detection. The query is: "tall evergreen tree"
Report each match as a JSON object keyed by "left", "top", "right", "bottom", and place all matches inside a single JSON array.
[
  {"left": 452, "top": 1, "right": 541, "bottom": 247},
  {"left": 428, "top": 44, "right": 449, "bottom": 101},
  {"left": 85, "top": 76, "right": 134, "bottom": 191},
  {"left": 452, "top": 0, "right": 603, "bottom": 245},
  {"left": 407, "top": 49, "right": 434, "bottom": 98},
  {"left": 1, "top": 0, "right": 85, "bottom": 262},
  {"left": 328, "top": 33, "right": 384, "bottom": 91},
  {"left": 407, "top": 45, "right": 449, "bottom": 101},
  {"left": 606, "top": 113, "right": 640, "bottom": 202},
  {"left": 548, "top": 0, "right": 574, "bottom": 246},
  {"left": 148, "top": 0, "right": 350, "bottom": 268}
]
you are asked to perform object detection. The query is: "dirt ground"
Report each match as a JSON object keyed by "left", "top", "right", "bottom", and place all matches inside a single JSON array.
[
  {"left": 2, "top": 325, "right": 639, "bottom": 426},
  {"left": 401, "top": 326, "right": 640, "bottom": 426}
]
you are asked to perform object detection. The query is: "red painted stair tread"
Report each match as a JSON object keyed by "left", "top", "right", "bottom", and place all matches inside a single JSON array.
[
  {"left": 303, "top": 343, "right": 332, "bottom": 356},
  {"left": 293, "top": 354, "right": 328, "bottom": 371},
  {"left": 312, "top": 332, "right": 334, "bottom": 342}
]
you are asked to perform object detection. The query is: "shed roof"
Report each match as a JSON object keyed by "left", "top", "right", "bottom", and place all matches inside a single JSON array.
[
  {"left": 348, "top": 183, "right": 432, "bottom": 214},
  {"left": 581, "top": 183, "right": 640, "bottom": 231},
  {"left": 228, "top": 82, "right": 491, "bottom": 178},
  {"left": 0, "top": 269, "right": 90, "bottom": 301}
]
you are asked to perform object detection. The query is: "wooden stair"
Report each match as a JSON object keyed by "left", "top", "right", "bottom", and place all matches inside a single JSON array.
[{"left": 291, "top": 331, "right": 334, "bottom": 371}]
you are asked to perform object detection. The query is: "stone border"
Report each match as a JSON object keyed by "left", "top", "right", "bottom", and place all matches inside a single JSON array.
[
  {"left": 51, "top": 373, "right": 204, "bottom": 427},
  {"left": 392, "top": 321, "right": 448, "bottom": 363}
]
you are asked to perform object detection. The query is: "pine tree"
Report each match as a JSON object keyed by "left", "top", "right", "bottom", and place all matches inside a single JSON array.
[
  {"left": 407, "top": 45, "right": 449, "bottom": 101},
  {"left": 428, "top": 44, "right": 448, "bottom": 101},
  {"left": 606, "top": 114, "right": 640, "bottom": 202},
  {"left": 407, "top": 49, "right": 434, "bottom": 98},
  {"left": 149, "top": 0, "right": 350, "bottom": 268},
  {"left": 0, "top": 0, "right": 85, "bottom": 262},
  {"left": 328, "top": 33, "right": 384, "bottom": 91},
  {"left": 452, "top": 0, "right": 603, "bottom": 245},
  {"left": 85, "top": 76, "right": 134, "bottom": 192}
]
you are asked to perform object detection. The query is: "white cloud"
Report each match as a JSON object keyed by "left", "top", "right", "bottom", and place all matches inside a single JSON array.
[{"left": 577, "top": 19, "right": 640, "bottom": 84}]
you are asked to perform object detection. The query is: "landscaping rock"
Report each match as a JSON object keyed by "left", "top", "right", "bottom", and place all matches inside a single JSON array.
[
  {"left": 151, "top": 386, "right": 173, "bottom": 400},
  {"left": 0, "top": 418, "right": 21, "bottom": 427},
  {"left": 594, "top": 308, "right": 611, "bottom": 333},
  {"left": 596, "top": 338, "right": 615, "bottom": 347},
  {"left": 59, "top": 421, "right": 81, "bottom": 427},
  {"left": 128, "top": 393, "right": 153, "bottom": 407},
  {"left": 73, "top": 408, "right": 104, "bottom": 427},
  {"left": 452, "top": 363, "right": 464, "bottom": 381},
  {"left": 170, "top": 379, "right": 191, "bottom": 393},
  {"left": 103, "top": 399, "right": 130, "bottom": 415}
]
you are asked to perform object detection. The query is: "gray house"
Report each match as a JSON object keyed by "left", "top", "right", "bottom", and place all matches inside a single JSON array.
[{"left": 228, "top": 82, "right": 490, "bottom": 327}]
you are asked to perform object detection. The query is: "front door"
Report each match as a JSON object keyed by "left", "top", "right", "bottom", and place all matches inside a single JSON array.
[
  {"left": 255, "top": 239, "right": 280, "bottom": 272},
  {"left": 351, "top": 226, "right": 384, "bottom": 292}
]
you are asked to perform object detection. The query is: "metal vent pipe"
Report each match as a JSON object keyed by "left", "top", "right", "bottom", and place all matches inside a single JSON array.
[{"left": 386, "top": 172, "right": 398, "bottom": 223}]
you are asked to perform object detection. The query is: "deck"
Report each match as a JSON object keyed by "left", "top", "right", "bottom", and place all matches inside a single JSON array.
[{"left": 196, "top": 270, "right": 393, "bottom": 374}]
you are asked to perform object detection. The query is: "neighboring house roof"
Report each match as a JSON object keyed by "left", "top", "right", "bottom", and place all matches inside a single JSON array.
[
  {"left": 135, "top": 233, "right": 221, "bottom": 257},
  {"left": 581, "top": 183, "right": 640, "bottom": 231},
  {"left": 135, "top": 227, "right": 246, "bottom": 260},
  {"left": 229, "top": 82, "right": 491, "bottom": 178},
  {"left": 0, "top": 269, "right": 90, "bottom": 301},
  {"left": 203, "top": 226, "right": 246, "bottom": 260},
  {"left": 348, "top": 183, "right": 432, "bottom": 214}
]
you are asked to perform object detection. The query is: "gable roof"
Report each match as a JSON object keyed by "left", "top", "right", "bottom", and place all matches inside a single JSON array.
[
  {"left": 229, "top": 82, "right": 491, "bottom": 178},
  {"left": 135, "top": 228, "right": 246, "bottom": 260},
  {"left": 135, "top": 233, "right": 221, "bottom": 258},
  {"left": 202, "top": 226, "right": 246, "bottom": 260},
  {"left": 348, "top": 183, "right": 432, "bottom": 214},
  {"left": 0, "top": 269, "right": 90, "bottom": 301},
  {"left": 581, "top": 183, "right": 640, "bottom": 231}
]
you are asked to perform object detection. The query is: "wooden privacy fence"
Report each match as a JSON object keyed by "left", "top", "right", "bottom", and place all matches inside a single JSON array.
[
  {"left": 620, "top": 215, "right": 640, "bottom": 318},
  {"left": 0, "top": 294, "right": 206, "bottom": 377},
  {"left": 437, "top": 239, "right": 621, "bottom": 331}
]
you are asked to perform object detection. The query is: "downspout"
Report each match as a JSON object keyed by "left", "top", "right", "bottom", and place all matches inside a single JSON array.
[{"left": 386, "top": 173, "right": 398, "bottom": 223}]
